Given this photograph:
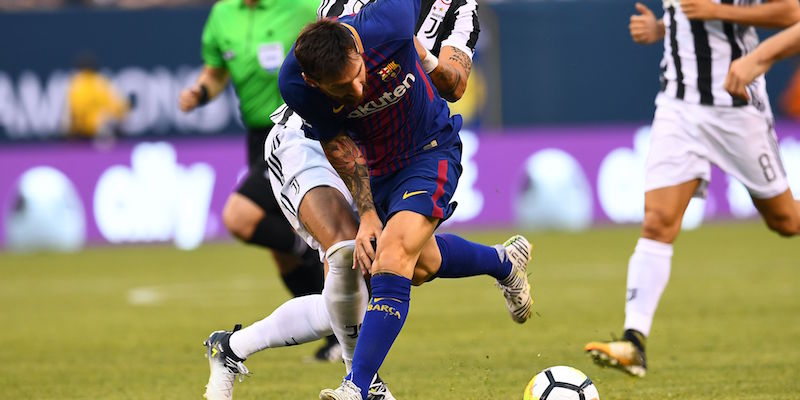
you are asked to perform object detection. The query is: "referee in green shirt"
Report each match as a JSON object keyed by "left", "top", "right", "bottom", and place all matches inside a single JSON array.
[{"left": 179, "top": 0, "right": 340, "bottom": 361}]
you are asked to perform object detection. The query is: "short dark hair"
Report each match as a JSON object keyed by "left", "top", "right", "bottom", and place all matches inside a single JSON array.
[{"left": 294, "top": 19, "right": 358, "bottom": 82}]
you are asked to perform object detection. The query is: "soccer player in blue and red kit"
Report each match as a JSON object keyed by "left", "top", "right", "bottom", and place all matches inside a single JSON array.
[{"left": 279, "top": 1, "right": 533, "bottom": 398}]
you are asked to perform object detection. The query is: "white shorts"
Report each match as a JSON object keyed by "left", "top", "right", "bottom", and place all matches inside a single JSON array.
[
  {"left": 645, "top": 94, "right": 788, "bottom": 199},
  {"left": 264, "top": 105, "right": 356, "bottom": 259}
]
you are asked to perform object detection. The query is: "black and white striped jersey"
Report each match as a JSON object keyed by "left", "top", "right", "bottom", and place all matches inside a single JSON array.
[
  {"left": 317, "top": 0, "right": 479, "bottom": 59},
  {"left": 660, "top": 0, "right": 768, "bottom": 109}
]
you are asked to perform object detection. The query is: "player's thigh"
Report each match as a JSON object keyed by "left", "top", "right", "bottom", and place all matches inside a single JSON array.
[
  {"left": 371, "top": 145, "right": 461, "bottom": 228},
  {"left": 644, "top": 98, "right": 711, "bottom": 195},
  {"left": 702, "top": 107, "right": 789, "bottom": 199},
  {"left": 266, "top": 120, "right": 353, "bottom": 257},
  {"left": 751, "top": 189, "right": 800, "bottom": 236},
  {"left": 298, "top": 185, "right": 359, "bottom": 250},
  {"left": 642, "top": 179, "right": 701, "bottom": 242},
  {"left": 373, "top": 211, "right": 438, "bottom": 278}
]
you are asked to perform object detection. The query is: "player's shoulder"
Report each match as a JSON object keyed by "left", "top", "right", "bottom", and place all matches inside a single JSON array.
[
  {"left": 278, "top": 52, "right": 302, "bottom": 100},
  {"left": 345, "top": 0, "right": 417, "bottom": 48},
  {"left": 278, "top": 52, "right": 323, "bottom": 113}
]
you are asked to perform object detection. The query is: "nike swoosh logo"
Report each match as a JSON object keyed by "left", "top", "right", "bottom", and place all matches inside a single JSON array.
[
  {"left": 372, "top": 297, "right": 403, "bottom": 303},
  {"left": 402, "top": 190, "right": 426, "bottom": 200},
  {"left": 333, "top": 104, "right": 344, "bottom": 113}
]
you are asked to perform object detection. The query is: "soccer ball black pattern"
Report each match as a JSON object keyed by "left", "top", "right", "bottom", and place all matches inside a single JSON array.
[{"left": 523, "top": 366, "right": 600, "bottom": 400}]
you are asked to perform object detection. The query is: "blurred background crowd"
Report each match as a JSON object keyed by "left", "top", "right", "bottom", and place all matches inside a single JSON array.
[
  {"left": 0, "top": 0, "right": 215, "bottom": 10},
  {"left": 1, "top": 0, "right": 799, "bottom": 251}
]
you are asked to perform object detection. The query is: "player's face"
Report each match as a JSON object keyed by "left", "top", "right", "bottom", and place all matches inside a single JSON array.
[{"left": 318, "top": 52, "right": 367, "bottom": 107}]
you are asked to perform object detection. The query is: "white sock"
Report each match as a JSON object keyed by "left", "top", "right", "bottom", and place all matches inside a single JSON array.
[
  {"left": 323, "top": 240, "right": 368, "bottom": 373},
  {"left": 624, "top": 238, "right": 673, "bottom": 337},
  {"left": 228, "top": 294, "right": 333, "bottom": 359}
]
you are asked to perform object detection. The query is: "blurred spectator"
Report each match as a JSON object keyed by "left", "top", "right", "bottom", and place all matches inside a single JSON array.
[
  {"left": 65, "top": 51, "right": 129, "bottom": 140},
  {"left": 780, "top": 64, "right": 800, "bottom": 120},
  {"left": 0, "top": 0, "right": 64, "bottom": 10},
  {"left": 0, "top": 0, "right": 214, "bottom": 10},
  {"left": 82, "top": 0, "right": 215, "bottom": 8}
]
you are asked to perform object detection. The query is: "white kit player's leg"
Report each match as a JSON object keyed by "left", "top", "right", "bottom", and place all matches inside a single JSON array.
[
  {"left": 323, "top": 240, "right": 369, "bottom": 373},
  {"left": 585, "top": 236, "right": 671, "bottom": 378},
  {"left": 623, "top": 238, "right": 673, "bottom": 337},
  {"left": 228, "top": 294, "right": 334, "bottom": 359}
]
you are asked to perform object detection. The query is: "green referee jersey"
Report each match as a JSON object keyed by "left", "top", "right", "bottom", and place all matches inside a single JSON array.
[{"left": 201, "top": 0, "right": 318, "bottom": 129}]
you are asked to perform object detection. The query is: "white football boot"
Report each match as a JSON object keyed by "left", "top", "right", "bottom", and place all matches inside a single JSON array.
[
  {"left": 496, "top": 235, "right": 533, "bottom": 323},
  {"left": 203, "top": 324, "right": 250, "bottom": 400},
  {"left": 319, "top": 380, "right": 362, "bottom": 400}
]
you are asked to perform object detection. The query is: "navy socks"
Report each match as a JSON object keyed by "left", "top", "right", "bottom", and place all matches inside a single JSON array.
[
  {"left": 434, "top": 233, "right": 512, "bottom": 280},
  {"left": 347, "top": 273, "right": 411, "bottom": 397}
]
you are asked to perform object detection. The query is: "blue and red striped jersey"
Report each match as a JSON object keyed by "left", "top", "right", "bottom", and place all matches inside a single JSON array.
[{"left": 278, "top": 0, "right": 462, "bottom": 177}]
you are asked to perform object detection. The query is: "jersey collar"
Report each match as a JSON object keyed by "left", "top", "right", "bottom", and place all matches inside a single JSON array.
[
  {"left": 239, "top": 0, "right": 267, "bottom": 9},
  {"left": 340, "top": 23, "right": 364, "bottom": 54}
]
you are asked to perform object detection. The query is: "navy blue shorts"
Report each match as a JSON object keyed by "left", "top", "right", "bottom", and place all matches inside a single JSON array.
[{"left": 370, "top": 140, "right": 462, "bottom": 224}]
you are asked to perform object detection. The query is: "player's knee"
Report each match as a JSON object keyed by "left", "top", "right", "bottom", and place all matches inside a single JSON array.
[
  {"left": 222, "top": 199, "right": 255, "bottom": 240},
  {"left": 327, "top": 211, "right": 359, "bottom": 244},
  {"left": 300, "top": 186, "right": 359, "bottom": 245},
  {"left": 764, "top": 213, "right": 800, "bottom": 237},
  {"left": 641, "top": 208, "right": 680, "bottom": 242},
  {"left": 373, "top": 243, "right": 415, "bottom": 275}
]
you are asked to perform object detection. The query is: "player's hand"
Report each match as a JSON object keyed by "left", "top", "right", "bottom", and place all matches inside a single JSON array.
[
  {"left": 681, "top": 0, "right": 717, "bottom": 20},
  {"left": 178, "top": 85, "right": 203, "bottom": 112},
  {"left": 353, "top": 210, "right": 383, "bottom": 275},
  {"left": 630, "top": 3, "right": 660, "bottom": 45},
  {"left": 725, "top": 55, "right": 767, "bottom": 101}
]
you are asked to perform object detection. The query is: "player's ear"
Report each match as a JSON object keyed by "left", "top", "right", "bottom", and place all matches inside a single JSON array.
[{"left": 301, "top": 72, "right": 319, "bottom": 88}]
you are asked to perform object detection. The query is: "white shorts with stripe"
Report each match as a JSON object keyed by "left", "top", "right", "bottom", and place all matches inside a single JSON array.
[
  {"left": 264, "top": 105, "right": 356, "bottom": 260},
  {"left": 646, "top": 94, "right": 788, "bottom": 199}
]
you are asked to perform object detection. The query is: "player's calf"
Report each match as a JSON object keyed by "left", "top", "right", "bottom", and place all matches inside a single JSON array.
[
  {"left": 323, "top": 240, "right": 368, "bottom": 372},
  {"left": 640, "top": 207, "right": 683, "bottom": 243}
]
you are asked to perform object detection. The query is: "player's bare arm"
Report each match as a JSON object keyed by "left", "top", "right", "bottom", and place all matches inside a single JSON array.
[
  {"left": 179, "top": 66, "right": 230, "bottom": 112},
  {"left": 321, "top": 132, "right": 383, "bottom": 273},
  {"left": 427, "top": 46, "right": 472, "bottom": 102},
  {"left": 629, "top": 2, "right": 665, "bottom": 45},
  {"left": 681, "top": 0, "right": 800, "bottom": 28},
  {"left": 726, "top": 21, "right": 800, "bottom": 100}
]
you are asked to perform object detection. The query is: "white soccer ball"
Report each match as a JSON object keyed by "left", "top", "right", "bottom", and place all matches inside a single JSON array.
[{"left": 523, "top": 365, "right": 600, "bottom": 400}]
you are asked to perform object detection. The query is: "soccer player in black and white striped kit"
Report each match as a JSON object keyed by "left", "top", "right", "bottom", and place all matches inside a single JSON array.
[
  {"left": 585, "top": 0, "right": 800, "bottom": 377},
  {"left": 726, "top": 21, "right": 800, "bottom": 99}
]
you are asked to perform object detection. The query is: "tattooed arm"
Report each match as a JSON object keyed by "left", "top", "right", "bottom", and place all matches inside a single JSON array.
[
  {"left": 427, "top": 45, "right": 472, "bottom": 102},
  {"left": 321, "top": 131, "right": 383, "bottom": 271}
]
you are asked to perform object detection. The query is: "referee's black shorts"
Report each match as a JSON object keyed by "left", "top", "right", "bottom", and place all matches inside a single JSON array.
[{"left": 235, "top": 125, "right": 282, "bottom": 216}]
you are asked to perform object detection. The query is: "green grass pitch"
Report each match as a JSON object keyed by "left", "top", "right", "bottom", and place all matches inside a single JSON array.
[{"left": 1, "top": 221, "right": 798, "bottom": 399}]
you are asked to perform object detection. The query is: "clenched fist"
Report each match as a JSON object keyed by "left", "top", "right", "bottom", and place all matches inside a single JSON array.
[
  {"left": 179, "top": 84, "right": 205, "bottom": 112},
  {"left": 630, "top": 2, "right": 662, "bottom": 45}
]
